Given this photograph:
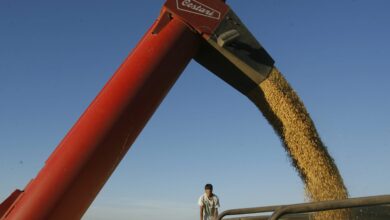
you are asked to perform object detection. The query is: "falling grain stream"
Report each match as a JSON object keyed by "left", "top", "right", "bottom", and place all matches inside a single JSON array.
[{"left": 247, "top": 67, "right": 350, "bottom": 219}]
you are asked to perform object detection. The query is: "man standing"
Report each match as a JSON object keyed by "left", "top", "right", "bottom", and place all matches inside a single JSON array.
[{"left": 198, "top": 183, "right": 220, "bottom": 220}]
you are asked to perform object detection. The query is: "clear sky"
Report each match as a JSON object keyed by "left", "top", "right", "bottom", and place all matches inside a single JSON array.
[{"left": 1, "top": 0, "right": 389, "bottom": 219}]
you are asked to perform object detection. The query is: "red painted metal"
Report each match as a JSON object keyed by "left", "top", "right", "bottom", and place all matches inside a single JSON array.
[
  {"left": 2, "top": 7, "right": 200, "bottom": 220},
  {"left": 1, "top": 0, "right": 233, "bottom": 219},
  {"left": 0, "top": 190, "right": 22, "bottom": 218},
  {"left": 165, "top": 0, "right": 230, "bottom": 38}
]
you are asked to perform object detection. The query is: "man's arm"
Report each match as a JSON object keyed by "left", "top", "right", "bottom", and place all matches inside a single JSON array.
[
  {"left": 214, "top": 196, "right": 220, "bottom": 220},
  {"left": 198, "top": 196, "right": 204, "bottom": 220}
]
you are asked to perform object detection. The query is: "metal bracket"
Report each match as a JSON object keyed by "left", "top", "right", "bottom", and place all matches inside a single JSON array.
[
  {"left": 194, "top": 9, "right": 274, "bottom": 96},
  {"left": 164, "top": 0, "right": 274, "bottom": 96}
]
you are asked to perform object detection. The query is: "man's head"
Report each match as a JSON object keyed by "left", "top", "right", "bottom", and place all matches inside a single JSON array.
[{"left": 204, "top": 183, "right": 213, "bottom": 197}]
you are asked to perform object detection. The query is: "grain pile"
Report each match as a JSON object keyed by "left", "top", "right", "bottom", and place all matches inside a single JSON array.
[{"left": 247, "top": 67, "right": 350, "bottom": 219}]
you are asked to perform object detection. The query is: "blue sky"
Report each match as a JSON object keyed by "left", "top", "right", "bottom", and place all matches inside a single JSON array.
[{"left": 1, "top": 0, "right": 389, "bottom": 219}]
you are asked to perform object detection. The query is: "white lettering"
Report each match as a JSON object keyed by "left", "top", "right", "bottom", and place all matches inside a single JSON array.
[{"left": 181, "top": 0, "right": 215, "bottom": 17}]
